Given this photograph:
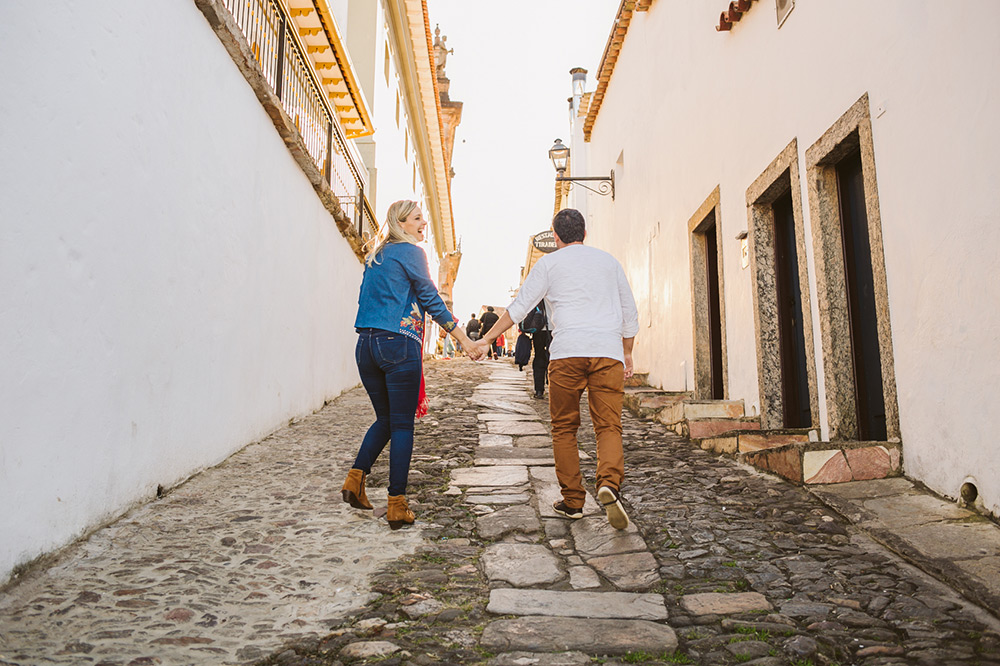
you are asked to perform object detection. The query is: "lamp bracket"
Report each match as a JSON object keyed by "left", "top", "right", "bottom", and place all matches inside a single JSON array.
[{"left": 555, "top": 172, "right": 615, "bottom": 199}]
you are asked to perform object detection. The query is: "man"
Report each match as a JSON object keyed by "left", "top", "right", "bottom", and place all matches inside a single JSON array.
[
  {"left": 478, "top": 306, "right": 500, "bottom": 360},
  {"left": 474, "top": 209, "right": 639, "bottom": 530},
  {"left": 465, "top": 314, "right": 481, "bottom": 341}
]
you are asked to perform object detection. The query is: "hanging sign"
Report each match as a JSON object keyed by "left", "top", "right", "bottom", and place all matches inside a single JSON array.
[{"left": 532, "top": 230, "right": 557, "bottom": 253}]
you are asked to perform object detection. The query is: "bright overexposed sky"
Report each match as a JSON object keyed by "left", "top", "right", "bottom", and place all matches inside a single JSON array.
[{"left": 424, "top": 1, "right": 620, "bottom": 322}]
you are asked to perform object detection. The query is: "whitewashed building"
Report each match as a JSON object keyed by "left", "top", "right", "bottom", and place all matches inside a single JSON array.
[
  {"left": 567, "top": 0, "right": 1000, "bottom": 518},
  {"left": 0, "top": 0, "right": 457, "bottom": 584}
]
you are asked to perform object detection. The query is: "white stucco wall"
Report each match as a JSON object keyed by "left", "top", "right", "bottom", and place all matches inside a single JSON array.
[
  {"left": 0, "top": 0, "right": 364, "bottom": 582},
  {"left": 583, "top": 2, "right": 1000, "bottom": 516}
]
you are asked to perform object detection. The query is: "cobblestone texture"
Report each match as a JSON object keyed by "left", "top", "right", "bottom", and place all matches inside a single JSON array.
[{"left": 1, "top": 358, "right": 999, "bottom": 666}]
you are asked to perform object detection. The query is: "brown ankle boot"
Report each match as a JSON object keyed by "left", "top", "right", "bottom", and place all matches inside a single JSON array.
[
  {"left": 341, "top": 469, "right": 373, "bottom": 510},
  {"left": 386, "top": 495, "right": 415, "bottom": 530}
]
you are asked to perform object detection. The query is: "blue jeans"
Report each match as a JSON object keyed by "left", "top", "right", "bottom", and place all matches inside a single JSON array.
[{"left": 353, "top": 329, "right": 422, "bottom": 496}]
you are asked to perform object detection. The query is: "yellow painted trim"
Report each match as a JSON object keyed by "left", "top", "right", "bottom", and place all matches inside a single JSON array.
[{"left": 311, "top": 0, "right": 375, "bottom": 138}]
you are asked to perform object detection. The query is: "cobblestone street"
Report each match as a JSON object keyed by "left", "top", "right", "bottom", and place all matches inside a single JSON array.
[{"left": 2, "top": 358, "right": 999, "bottom": 666}]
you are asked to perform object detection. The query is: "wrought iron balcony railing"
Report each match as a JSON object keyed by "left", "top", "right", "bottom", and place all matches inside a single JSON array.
[{"left": 221, "top": 0, "right": 377, "bottom": 241}]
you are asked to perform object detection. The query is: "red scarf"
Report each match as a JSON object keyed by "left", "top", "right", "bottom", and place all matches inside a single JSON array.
[{"left": 416, "top": 326, "right": 428, "bottom": 418}]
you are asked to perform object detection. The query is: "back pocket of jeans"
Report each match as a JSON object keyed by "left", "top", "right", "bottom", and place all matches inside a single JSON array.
[{"left": 375, "top": 335, "right": 408, "bottom": 365}]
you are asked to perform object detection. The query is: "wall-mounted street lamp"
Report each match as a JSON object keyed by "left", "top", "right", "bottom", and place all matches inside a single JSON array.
[{"left": 548, "top": 139, "right": 615, "bottom": 199}]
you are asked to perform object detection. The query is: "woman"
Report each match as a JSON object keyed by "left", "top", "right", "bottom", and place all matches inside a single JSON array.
[{"left": 342, "top": 200, "right": 477, "bottom": 529}]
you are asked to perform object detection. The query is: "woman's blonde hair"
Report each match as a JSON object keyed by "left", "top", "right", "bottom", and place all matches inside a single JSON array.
[{"left": 364, "top": 199, "right": 420, "bottom": 266}]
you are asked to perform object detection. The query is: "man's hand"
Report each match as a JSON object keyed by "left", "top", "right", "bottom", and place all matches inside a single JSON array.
[
  {"left": 466, "top": 339, "right": 489, "bottom": 361},
  {"left": 622, "top": 337, "right": 635, "bottom": 379}
]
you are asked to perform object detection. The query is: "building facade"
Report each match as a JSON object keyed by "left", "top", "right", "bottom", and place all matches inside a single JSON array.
[
  {"left": 571, "top": 1, "right": 1000, "bottom": 518},
  {"left": 0, "top": 0, "right": 457, "bottom": 584}
]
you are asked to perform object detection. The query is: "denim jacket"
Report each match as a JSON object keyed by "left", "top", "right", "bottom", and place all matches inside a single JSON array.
[{"left": 354, "top": 242, "right": 457, "bottom": 343}]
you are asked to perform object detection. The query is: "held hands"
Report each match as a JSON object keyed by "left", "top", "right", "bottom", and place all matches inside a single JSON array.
[{"left": 466, "top": 339, "right": 490, "bottom": 362}]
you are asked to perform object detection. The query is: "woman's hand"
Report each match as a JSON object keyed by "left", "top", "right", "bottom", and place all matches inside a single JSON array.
[
  {"left": 454, "top": 328, "right": 485, "bottom": 361},
  {"left": 467, "top": 339, "right": 489, "bottom": 361}
]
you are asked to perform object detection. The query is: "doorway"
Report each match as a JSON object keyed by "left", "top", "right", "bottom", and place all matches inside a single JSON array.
[
  {"left": 773, "top": 191, "right": 812, "bottom": 428},
  {"left": 688, "top": 188, "right": 728, "bottom": 400},
  {"left": 835, "top": 150, "right": 887, "bottom": 440},
  {"left": 805, "top": 94, "right": 899, "bottom": 441},
  {"left": 746, "top": 140, "right": 819, "bottom": 431}
]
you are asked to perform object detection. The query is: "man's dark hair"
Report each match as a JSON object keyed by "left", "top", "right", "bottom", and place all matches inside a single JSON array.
[
  {"left": 487, "top": 306, "right": 495, "bottom": 312},
  {"left": 471, "top": 313, "right": 477, "bottom": 318},
  {"left": 552, "top": 208, "right": 586, "bottom": 244}
]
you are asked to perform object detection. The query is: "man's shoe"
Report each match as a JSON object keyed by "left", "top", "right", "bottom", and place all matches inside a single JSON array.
[
  {"left": 552, "top": 501, "right": 583, "bottom": 520},
  {"left": 597, "top": 486, "right": 629, "bottom": 530},
  {"left": 533, "top": 391, "right": 545, "bottom": 399}
]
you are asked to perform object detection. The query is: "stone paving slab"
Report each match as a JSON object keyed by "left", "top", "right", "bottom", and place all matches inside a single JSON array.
[
  {"left": 680, "top": 592, "right": 772, "bottom": 615},
  {"left": 480, "top": 433, "right": 514, "bottom": 447},
  {"left": 481, "top": 544, "right": 564, "bottom": 587},
  {"left": 476, "top": 382, "right": 532, "bottom": 392},
  {"left": 475, "top": 446, "right": 552, "bottom": 460},
  {"left": 487, "top": 652, "right": 592, "bottom": 666},
  {"left": 480, "top": 616, "right": 677, "bottom": 655},
  {"left": 568, "top": 565, "right": 601, "bottom": 589},
  {"left": 487, "top": 420, "right": 549, "bottom": 436},
  {"left": 586, "top": 551, "right": 660, "bottom": 591},
  {"left": 465, "top": 484, "right": 532, "bottom": 494},
  {"left": 515, "top": 435, "right": 552, "bottom": 448},
  {"left": 478, "top": 413, "right": 541, "bottom": 421},
  {"left": 570, "top": 517, "right": 647, "bottom": 557},
  {"left": 487, "top": 588, "right": 668, "bottom": 620},
  {"left": 476, "top": 505, "right": 541, "bottom": 539},
  {"left": 450, "top": 466, "right": 528, "bottom": 487},
  {"left": 476, "top": 457, "right": 555, "bottom": 467},
  {"left": 465, "top": 493, "right": 532, "bottom": 505},
  {"left": 473, "top": 400, "right": 537, "bottom": 415},
  {"left": 474, "top": 392, "right": 532, "bottom": 403}
]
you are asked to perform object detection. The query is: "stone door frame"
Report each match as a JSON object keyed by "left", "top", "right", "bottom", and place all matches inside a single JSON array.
[
  {"left": 687, "top": 186, "right": 729, "bottom": 400},
  {"left": 746, "top": 139, "right": 820, "bottom": 430},
  {"left": 805, "top": 94, "right": 901, "bottom": 441}
]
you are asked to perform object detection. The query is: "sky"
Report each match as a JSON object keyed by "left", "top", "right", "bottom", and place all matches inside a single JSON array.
[{"left": 424, "top": 1, "right": 621, "bottom": 322}]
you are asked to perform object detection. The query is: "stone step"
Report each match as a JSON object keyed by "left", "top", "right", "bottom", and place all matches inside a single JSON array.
[
  {"left": 622, "top": 389, "right": 690, "bottom": 419},
  {"left": 657, "top": 399, "right": 746, "bottom": 426},
  {"left": 679, "top": 417, "right": 761, "bottom": 439},
  {"left": 739, "top": 440, "right": 902, "bottom": 485},
  {"left": 699, "top": 428, "right": 816, "bottom": 455},
  {"left": 480, "top": 616, "right": 677, "bottom": 655},
  {"left": 624, "top": 372, "right": 650, "bottom": 387}
]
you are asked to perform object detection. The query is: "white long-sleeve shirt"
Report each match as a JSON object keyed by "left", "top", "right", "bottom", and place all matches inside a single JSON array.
[{"left": 506, "top": 244, "right": 639, "bottom": 364}]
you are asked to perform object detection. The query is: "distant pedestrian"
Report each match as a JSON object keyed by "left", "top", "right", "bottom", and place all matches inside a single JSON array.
[
  {"left": 465, "top": 314, "right": 481, "bottom": 341},
  {"left": 473, "top": 208, "right": 639, "bottom": 530},
  {"left": 514, "top": 328, "right": 531, "bottom": 370},
  {"left": 521, "top": 301, "right": 551, "bottom": 399},
  {"left": 479, "top": 306, "right": 500, "bottom": 359},
  {"left": 342, "top": 200, "right": 483, "bottom": 530}
]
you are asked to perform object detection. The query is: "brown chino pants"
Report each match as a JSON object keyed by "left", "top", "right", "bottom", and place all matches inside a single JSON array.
[{"left": 548, "top": 356, "right": 625, "bottom": 509}]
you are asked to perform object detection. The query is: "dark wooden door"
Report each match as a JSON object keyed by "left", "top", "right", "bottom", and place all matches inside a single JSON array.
[
  {"left": 772, "top": 192, "right": 811, "bottom": 427},
  {"left": 704, "top": 216, "right": 724, "bottom": 399},
  {"left": 836, "top": 151, "right": 887, "bottom": 441}
]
